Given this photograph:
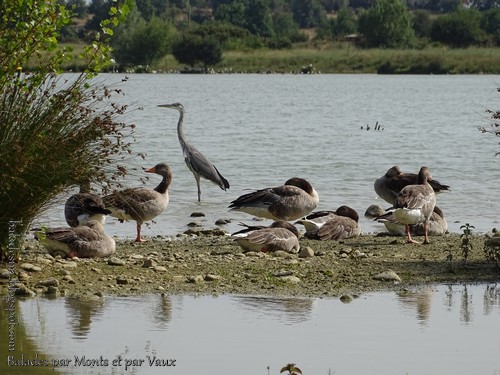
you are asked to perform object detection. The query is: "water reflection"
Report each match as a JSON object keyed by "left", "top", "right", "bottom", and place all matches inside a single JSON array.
[
  {"left": 396, "top": 287, "right": 434, "bottom": 324},
  {"left": 4, "top": 283, "right": 499, "bottom": 375},
  {"left": 64, "top": 297, "right": 105, "bottom": 339},
  {"left": 234, "top": 295, "right": 316, "bottom": 324}
]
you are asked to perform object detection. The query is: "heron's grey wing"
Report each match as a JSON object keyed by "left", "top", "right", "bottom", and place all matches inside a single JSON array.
[{"left": 184, "top": 146, "right": 229, "bottom": 189}]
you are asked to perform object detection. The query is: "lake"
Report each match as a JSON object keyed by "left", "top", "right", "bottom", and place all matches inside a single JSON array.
[
  {"left": 2, "top": 283, "right": 499, "bottom": 374},
  {"left": 35, "top": 73, "right": 500, "bottom": 240}
]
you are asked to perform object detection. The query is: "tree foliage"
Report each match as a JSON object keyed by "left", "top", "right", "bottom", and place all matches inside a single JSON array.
[
  {"left": 431, "top": 7, "right": 485, "bottom": 47},
  {"left": 112, "top": 10, "right": 173, "bottom": 66},
  {"left": 358, "top": 0, "right": 415, "bottom": 48},
  {"left": 0, "top": 0, "right": 135, "bottom": 260},
  {"left": 171, "top": 33, "right": 223, "bottom": 71}
]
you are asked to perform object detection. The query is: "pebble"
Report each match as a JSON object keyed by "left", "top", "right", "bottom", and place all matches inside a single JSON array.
[
  {"left": 108, "top": 257, "right": 126, "bottom": 266},
  {"left": 45, "top": 286, "right": 60, "bottom": 296},
  {"left": 116, "top": 277, "right": 129, "bottom": 285},
  {"left": 187, "top": 275, "right": 204, "bottom": 283},
  {"left": 0, "top": 269, "right": 10, "bottom": 279},
  {"left": 274, "top": 270, "right": 294, "bottom": 277},
  {"left": 62, "top": 262, "right": 77, "bottom": 269},
  {"left": 187, "top": 221, "right": 203, "bottom": 227},
  {"left": 63, "top": 275, "right": 76, "bottom": 284},
  {"left": 190, "top": 211, "right": 206, "bottom": 217},
  {"left": 215, "top": 218, "right": 231, "bottom": 225},
  {"left": 171, "top": 275, "right": 187, "bottom": 282},
  {"left": 373, "top": 270, "right": 402, "bottom": 283},
  {"left": 14, "top": 284, "right": 36, "bottom": 297},
  {"left": 340, "top": 294, "right": 354, "bottom": 303},
  {"left": 20, "top": 263, "right": 42, "bottom": 272},
  {"left": 153, "top": 266, "right": 168, "bottom": 272},
  {"left": 59, "top": 269, "right": 71, "bottom": 276},
  {"left": 36, "top": 278, "right": 59, "bottom": 287},
  {"left": 280, "top": 275, "right": 301, "bottom": 283},
  {"left": 35, "top": 257, "right": 52, "bottom": 265},
  {"left": 298, "top": 246, "right": 315, "bottom": 258},
  {"left": 142, "top": 259, "right": 158, "bottom": 268},
  {"left": 204, "top": 274, "right": 222, "bottom": 281}
]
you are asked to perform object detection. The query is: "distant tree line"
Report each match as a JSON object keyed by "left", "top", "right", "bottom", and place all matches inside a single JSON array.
[{"left": 61, "top": 0, "right": 500, "bottom": 70}]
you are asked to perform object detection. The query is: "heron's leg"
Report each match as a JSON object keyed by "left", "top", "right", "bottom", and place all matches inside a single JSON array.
[{"left": 195, "top": 175, "right": 201, "bottom": 202}]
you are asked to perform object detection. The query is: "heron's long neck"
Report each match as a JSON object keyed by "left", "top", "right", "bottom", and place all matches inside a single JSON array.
[{"left": 176, "top": 110, "right": 186, "bottom": 144}]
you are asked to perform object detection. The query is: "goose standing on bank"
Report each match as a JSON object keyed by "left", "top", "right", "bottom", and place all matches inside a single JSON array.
[
  {"left": 392, "top": 166, "right": 437, "bottom": 244},
  {"left": 297, "top": 206, "right": 361, "bottom": 241},
  {"left": 375, "top": 165, "right": 450, "bottom": 205},
  {"left": 102, "top": 162, "right": 172, "bottom": 242},
  {"left": 228, "top": 177, "right": 319, "bottom": 221},
  {"left": 376, "top": 206, "right": 448, "bottom": 237},
  {"left": 64, "top": 190, "right": 111, "bottom": 227},
  {"left": 231, "top": 220, "right": 300, "bottom": 253},
  {"left": 35, "top": 220, "right": 115, "bottom": 258},
  {"left": 158, "top": 102, "right": 229, "bottom": 202}
]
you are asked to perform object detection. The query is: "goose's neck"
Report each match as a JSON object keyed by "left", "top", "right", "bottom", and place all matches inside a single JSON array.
[{"left": 155, "top": 176, "right": 170, "bottom": 195}]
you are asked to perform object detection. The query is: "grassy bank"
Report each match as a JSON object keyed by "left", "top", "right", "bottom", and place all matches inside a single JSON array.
[{"left": 53, "top": 43, "right": 500, "bottom": 74}]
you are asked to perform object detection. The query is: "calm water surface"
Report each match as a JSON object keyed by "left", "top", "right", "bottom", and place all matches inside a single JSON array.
[
  {"left": 3, "top": 283, "right": 499, "bottom": 375},
  {"left": 36, "top": 74, "right": 500, "bottom": 238}
]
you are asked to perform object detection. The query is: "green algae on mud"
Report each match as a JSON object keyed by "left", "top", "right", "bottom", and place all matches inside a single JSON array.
[{"left": 1, "top": 232, "right": 499, "bottom": 300}]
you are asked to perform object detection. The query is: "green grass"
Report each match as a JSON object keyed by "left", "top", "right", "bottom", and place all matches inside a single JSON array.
[{"left": 53, "top": 43, "right": 500, "bottom": 74}]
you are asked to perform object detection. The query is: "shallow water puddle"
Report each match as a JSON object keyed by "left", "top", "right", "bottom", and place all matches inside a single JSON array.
[{"left": 2, "top": 283, "right": 499, "bottom": 375}]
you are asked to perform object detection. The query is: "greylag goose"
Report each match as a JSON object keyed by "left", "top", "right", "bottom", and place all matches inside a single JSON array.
[
  {"left": 376, "top": 206, "right": 448, "bottom": 237},
  {"left": 374, "top": 165, "right": 450, "bottom": 205},
  {"left": 102, "top": 162, "right": 172, "bottom": 242},
  {"left": 392, "top": 166, "right": 437, "bottom": 244},
  {"left": 228, "top": 177, "right": 319, "bottom": 221},
  {"left": 157, "top": 102, "right": 229, "bottom": 202},
  {"left": 231, "top": 220, "right": 300, "bottom": 253},
  {"left": 64, "top": 191, "right": 111, "bottom": 227},
  {"left": 35, "top": 220, "right": 115, "bottom": 258},
  {"left": 297, "top": 206, "right": 361, "bottom": 241}
]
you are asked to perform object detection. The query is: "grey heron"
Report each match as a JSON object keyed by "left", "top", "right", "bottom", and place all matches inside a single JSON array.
[
  {"left": 102, "top": 162, "right": 172, "bottom": 242},
  {"left": 158, "top": 102, "right": 229, "bottom": 202}
]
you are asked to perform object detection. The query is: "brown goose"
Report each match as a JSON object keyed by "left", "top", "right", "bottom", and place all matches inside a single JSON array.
[
  {"left": 297, "top": 206, "right": 361, "bottom": 241},
  {"left": 392, "top": 166, "right": 437, "bottom": 244},
  {"left": 231, "top": 220, "right": 300, "bottom": 253},
  {"left": 228, "top": 177, "right": 319, "bottom": 221},
  {"left": 64, "top": 191, "right": 111, "bottom": 227},
  {"left": 374, "top": 165, "right": 450, "bottom": 205},
  {"left": 376, "top": 206, "right": 448, "bottom": 237},
  {"left": 102, "top": 162, "right": 172, "bottom": 242},
  {"left": 35, "top": 220, "right": 115, "bottom": 258}
]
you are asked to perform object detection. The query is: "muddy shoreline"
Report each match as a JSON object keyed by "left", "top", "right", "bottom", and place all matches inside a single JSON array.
[{"left": 1, "top": 231, "right": 499, "bottom": 300}]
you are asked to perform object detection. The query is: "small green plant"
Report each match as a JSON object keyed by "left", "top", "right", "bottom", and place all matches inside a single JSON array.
[
  {"left": 460, "top": 223, "right": 475, "bottom": 264},
  {"left": 483, "top": 234, "right": 500, "bottom": 269},
  {"left": 280, "top": 363, "right": 302, "bottom": 375}
]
